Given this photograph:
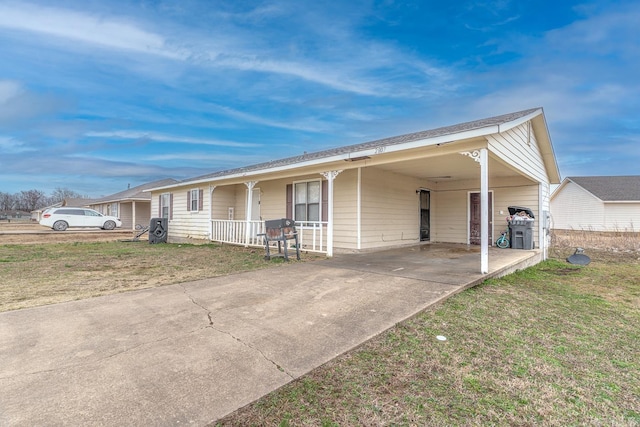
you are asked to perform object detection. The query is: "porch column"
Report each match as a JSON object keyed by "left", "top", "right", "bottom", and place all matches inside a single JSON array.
[
  {"left": 244, "top": 181, "right": 257, "bottom": 247},
  {"left": 479, "top": 148, "right": 489, "bottom": 274},
  {"left": 461, "top": 149, "right": 489, "bottom": 274},
  {"left": 132, "top": 201, "right": 136, "bottom": 231},
  {"left": 320, "top": 170, "right": 343, "bottom": 257},
  {"left": 209, "top": 185, "right": 216, "bottom": 240}
]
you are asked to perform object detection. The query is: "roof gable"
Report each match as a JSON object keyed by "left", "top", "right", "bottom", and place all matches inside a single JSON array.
[{"left": 568, "top": 176, "right": 640, "bottom": 201}]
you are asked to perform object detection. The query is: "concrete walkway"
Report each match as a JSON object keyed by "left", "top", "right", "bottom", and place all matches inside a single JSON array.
[{"left": 0, "top": 245, "right": 539, "bottom": 426}]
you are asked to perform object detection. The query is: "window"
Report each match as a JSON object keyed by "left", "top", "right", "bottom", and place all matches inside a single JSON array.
[
  {"left": 107, "top": 203, "right": 118, "bottom": 218},
  {"left": 160, "top": 193, "right": 171, "bottom": 219},
  {"left": 294, "top": 180, "right": 321, "bottom": 222},
  {"left": 187, "top": 189, "right": 203, "bottom": 212}
]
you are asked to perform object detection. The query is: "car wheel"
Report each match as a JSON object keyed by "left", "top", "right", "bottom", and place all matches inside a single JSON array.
[
  {"left": 53, "top": 220, "right": 68, "bottom": 231},
  {"left": 103, "top": 220, "right": 116, "bottom": 230}
]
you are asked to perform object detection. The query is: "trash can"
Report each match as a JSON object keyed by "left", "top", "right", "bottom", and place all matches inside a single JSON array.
[
  {"left": 508, "top": 206, "right": 535, "bottom": 249},
  {"left": 149, "top": 217, "right": 168, "bottom": 244}
]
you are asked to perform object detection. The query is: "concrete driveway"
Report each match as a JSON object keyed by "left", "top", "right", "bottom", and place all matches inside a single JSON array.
[{"left": 0, "top": 244, "right": 539, "bottom": 426}]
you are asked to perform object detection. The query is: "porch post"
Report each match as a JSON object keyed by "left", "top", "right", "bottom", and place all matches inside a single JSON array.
[
  {"left": 461, "top": 149, "right": 489, "bottom": 274},
  {"left": 321, "top": 170, "right": 343, "bottom": 257},
  {"left": 209, "top": 185, "right": 216, "bottom": 240},
  {"left": 132, "top": 201, "right": 136, "bottom": 231},
  {"left": 480, "top": 148, "right": 489, "bottom": 274},
  {"left": 244, "top": 181, "right": 257, "bottom": 247}
]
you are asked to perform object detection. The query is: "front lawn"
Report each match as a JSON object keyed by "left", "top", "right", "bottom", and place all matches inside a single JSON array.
[{"left": 215, "top": 250, "right": 640, "bottom": 426}]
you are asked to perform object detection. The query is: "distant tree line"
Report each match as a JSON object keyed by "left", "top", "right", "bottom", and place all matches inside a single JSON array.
[{"left": 0, "top": 188, "right": 84, "bottom": 212}]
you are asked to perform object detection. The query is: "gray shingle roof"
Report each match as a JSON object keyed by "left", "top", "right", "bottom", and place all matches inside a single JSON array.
[
  {"left": 569, "top": 176, "right": 640, "bottom": 201},
  {"left": 92, "top": 178, "right": 179, "bottom": 203},
  {"left": 183, "top": 108, "right": 542, "bottom": 183}
]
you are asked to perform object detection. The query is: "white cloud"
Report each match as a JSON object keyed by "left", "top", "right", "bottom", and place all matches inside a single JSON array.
[
  {"left": 0, "top": 136, "right": 36, "bottom": 153},
  {"left": 0, "top": 2, "right": 185, "bottom": 59},
  {"left": 85, "top": 130, "right": 261, "bottom": 148}
]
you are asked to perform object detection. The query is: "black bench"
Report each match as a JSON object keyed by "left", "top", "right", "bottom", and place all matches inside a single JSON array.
[{"left": 259, "top": 218, "right": 300, "bottom": 261}]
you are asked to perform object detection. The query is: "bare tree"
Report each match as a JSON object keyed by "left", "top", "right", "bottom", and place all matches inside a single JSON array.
[
  {"left": 0, "top": 192, "right": 16, "bottom": 211},
  {"left": 17, "top": 190, "right": 47, "bottom": 212},
  {"left": 50, "top": 187, "right": 82, "bottom": 204}
]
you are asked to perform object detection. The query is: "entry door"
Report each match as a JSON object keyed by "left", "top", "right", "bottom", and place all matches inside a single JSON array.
[
  {"left": 469, "top": 192, "right": 492, "bottom": 245},
  {"left": 250, "top": 188, "right": 260, "bottom": 221},
  {"left": 419, "top": 190, "right": 430, "bottom": 241}
]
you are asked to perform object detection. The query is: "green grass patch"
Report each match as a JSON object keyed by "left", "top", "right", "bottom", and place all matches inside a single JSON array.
[{"left": 216, "top": 255, "right": 640, "bottom": 426}]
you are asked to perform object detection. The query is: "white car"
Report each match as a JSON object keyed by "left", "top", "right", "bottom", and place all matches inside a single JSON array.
[{"left": 40, "top": 208, "right": 122, "bottom": 231}]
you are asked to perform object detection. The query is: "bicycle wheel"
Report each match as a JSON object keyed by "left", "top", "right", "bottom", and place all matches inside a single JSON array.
[{"left": 496, "top": 235, "right": 509, "bottom": 249}]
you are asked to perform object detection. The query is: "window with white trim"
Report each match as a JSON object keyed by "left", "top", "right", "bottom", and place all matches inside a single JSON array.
[
  {"left": 160, "top": 193, "right": 171, "bottom": 218},
  {"left": 186, "top": 189, "right": 204, "bottom": 212},
  {"left": 294, "top": 180, "right": 321, "bottom": 222}
]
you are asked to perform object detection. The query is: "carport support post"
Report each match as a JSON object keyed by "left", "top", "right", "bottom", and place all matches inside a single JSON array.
[
  {"left": 209, "top": 185, "right": 216, "bottom": 240},
  {"left": 244, "top": 181, "right": 257, "bottom": 247},
  {"left": 480, "top": 148, "right": 489, "bottom": 274},
  {"left": 321, "top": 170, "right": 342, "bottom": 257}
]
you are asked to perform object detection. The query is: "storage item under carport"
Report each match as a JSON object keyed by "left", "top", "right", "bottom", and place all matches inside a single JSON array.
[{"left": 508, "top": 206, "right": 535, "bottom": 249}]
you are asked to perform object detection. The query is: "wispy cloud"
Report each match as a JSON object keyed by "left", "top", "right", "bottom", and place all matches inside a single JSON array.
[
  {"left": 85, "top": 130, "right": 262, "bottom": 148},
  {"left": 0, "top": 2, "right": 185, "bottom": 59}
]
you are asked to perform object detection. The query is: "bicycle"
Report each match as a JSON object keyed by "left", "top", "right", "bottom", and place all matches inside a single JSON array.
[{"left": 495, "top": 228, "right": 510, "bottom": 248}]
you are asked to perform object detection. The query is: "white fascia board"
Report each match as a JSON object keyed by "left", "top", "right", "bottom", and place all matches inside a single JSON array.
[
  {"left": 147, "top": 125, "right": 501, "bottom": 191},
  {"left": 496, "top": 109, "right": 542, "bottom": 133}
]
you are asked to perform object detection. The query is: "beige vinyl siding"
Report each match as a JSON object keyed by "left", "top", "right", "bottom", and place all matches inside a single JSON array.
[
  {"left": 160, "top": 187, "right": 211, "bottom": 241},
  {"left": 212, "top": 186, "right": 239, "bottom": 220},
  {"left": 604, "top": 203, "right": 640, "bottom": 231},
  {"left": 431, "top": 189, "right": 467, "bottom": 243},
  {"left": 488, "top": 122, "right": 548, "bottom": 183},
  {"left": 551, "top": 181, "right": 604, "bottom": 230},
  {"left": 134, "top": 202, "right": 151, "bottom": 229},
  {"left": 333, "top": 169, "right": 358, "bottom": 250},
  {"left": 258, "top": 178, "right": 289, "bottom": 220},
  {"left": 432, "top": 177, "right": 540, "bottom": 244},
  {"left": 118, "top": 203, "right": 133, "bottom": 229},
  {"left": 359, "top": 167, "right": 421, "bottom": 250}
]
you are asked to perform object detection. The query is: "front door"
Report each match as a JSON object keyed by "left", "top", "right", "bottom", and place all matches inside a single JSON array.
[
  {"left": 419, "top": 190, "right": 430, "bottom": 241},
  {"left": 469, "top": 192, "right": 493, "bottom": 245},
  {"left": 251, "top": 188, "right": 261, "bottom": 221}
]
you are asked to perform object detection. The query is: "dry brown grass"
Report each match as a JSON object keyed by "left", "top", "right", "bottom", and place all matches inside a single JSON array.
[
  {"left": 0, "top": 241, "right": 318, "bottom": 312},
  {"left": 551, "top": 228, "right": 640, "bottom": 252}
]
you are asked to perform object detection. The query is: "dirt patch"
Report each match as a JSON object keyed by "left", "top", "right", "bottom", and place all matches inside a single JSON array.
[{"left": 0, "top": 221, "right": 140, "bottom": 245}]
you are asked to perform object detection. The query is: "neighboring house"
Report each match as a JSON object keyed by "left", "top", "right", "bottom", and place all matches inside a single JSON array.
[
  {"left": 550, "top": 176, "right": 640, "bottom": 232},
  {"left": 31, "top": 198, "right": 96, "bottom": 222},
  {"left": 89, "top": 178, "right": 179, "bottom": 230},
  {"left": 148, "top": 108, "right": 561, "bottom": 273},
  {"left": 0, "top": 210, "right": 31, "bottom": 221}
]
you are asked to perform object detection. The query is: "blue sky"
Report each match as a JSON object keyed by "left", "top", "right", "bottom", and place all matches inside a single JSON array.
[{"left": 0, "top": 0, "right": 638, "bottom": 197}]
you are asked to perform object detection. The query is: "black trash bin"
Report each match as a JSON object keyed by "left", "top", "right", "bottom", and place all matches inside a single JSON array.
[
  {"left": 508, "top": 206, "right": 535, "bottom": 249},
  {"left": 149, "top": 217, "right": 168, "bottom": 244}
]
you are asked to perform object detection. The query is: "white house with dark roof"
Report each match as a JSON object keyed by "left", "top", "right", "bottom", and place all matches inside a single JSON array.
[
  {"left": 89, "top": 178, "right": 178, "bottom": 230},
  {"left": 550, "top": 176, "right": 640, "bottom": 232},
  {"left": 148, "top": 108, "right": 560, "bottom": 273}
]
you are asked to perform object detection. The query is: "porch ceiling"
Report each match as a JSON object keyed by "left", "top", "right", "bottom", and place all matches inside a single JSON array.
[{"left": 372, "top": 152, "right": 520, "bottom": 182}]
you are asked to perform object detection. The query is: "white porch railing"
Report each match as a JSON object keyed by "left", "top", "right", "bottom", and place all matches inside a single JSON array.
[
  {"left": 210, "top": 219, "right": 328, "bottom": 254},
  {"left": 211, "top": 220, "right": 263, "bottom": 246},
  {"left": 295, "top": 221, "right": 327, "bottom": 254}
]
